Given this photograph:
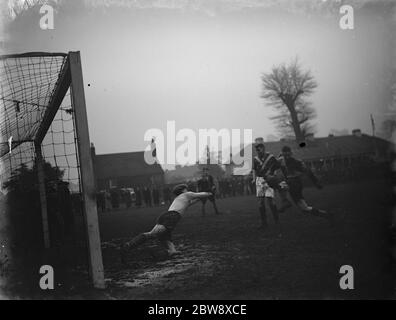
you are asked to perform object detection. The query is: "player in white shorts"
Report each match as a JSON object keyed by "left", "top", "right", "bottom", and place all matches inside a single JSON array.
[
  {"left": 252, "top": 137, "right": 288, "bottom": 230},
  {"left": 255, "top": 176, "right": 275, "bottom": 198},
  {"left": 120, "top": 184, "right": 213, "bottom": 263}
]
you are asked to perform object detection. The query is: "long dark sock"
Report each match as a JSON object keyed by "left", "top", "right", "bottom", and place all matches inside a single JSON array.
[
  {"left": 213, "top": 201, "right": 220, "bottom": 215},
  {"left": 126, "top": 233, "right": 147, "bottom": 249},
  {"left": 269, "top": 203, "right": 279, "bottom": 224},
  {"left": 121, "top": 233, "right": 148, "bottom": 264},
  {"left": 202, "top": 204, "right": 206, "bottom": 217},
  {"left": 259, "top": 206, "right": 268, "bottom": 227}
]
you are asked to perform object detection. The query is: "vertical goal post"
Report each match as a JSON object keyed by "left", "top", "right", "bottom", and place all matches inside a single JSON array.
[
  {"left": 69, "top": 52, "right": 105, "bottom": 289},
  {"left": 0, "top": 51, "right": 105, "bottom": 289}
]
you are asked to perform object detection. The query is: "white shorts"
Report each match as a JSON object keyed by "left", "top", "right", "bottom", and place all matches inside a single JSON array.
[{"left": 256, "top": 177, "right": 275, "bottom": 198}]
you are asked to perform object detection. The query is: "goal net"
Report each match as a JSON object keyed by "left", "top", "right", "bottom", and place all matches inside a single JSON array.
[
  {"left": 0, "top": 53, "right": 78, "bottom": 188},
  {"left": 0, "top": 52, "right": 104, "bottom": 289}
]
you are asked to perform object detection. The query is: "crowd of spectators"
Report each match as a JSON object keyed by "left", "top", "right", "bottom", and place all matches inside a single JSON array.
[
  {"left": 95, "top": 175, "right": 258, "bottom": 212},
  {"left": 95, "top": 160, "right": 390, "bottom": 212}
]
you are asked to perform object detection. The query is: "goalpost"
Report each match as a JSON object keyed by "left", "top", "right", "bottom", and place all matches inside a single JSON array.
[{"left": 0, "top": 51, "right": 105, "bottom": 289}]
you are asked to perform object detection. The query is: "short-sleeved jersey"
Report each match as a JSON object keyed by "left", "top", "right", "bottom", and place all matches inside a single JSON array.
[{"left": 253, "top": 152, "right": 281, "bottom": 178}]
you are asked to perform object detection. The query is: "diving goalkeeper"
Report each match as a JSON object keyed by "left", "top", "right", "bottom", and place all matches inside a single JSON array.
[{"left": 120, "top": 184, "right": 213, "bottom": 263}]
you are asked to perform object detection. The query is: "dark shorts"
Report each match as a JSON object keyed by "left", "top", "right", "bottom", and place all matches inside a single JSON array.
[
  {"left": 156, "top": 210, "right": 181, "bottom": 231},
  {"left": 156, "top": 210, "right": 181, "bottom": 242},
  {"left": 287, "top": 178, "right": 304, "bottom": 203}
]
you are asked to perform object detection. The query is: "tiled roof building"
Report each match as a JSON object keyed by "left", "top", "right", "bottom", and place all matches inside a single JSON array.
[{"left": 91, "top": 145, "right": 164, "bottom": 190}]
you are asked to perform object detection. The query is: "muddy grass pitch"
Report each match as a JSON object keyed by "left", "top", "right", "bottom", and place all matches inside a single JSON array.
[{"left": 97, "top": 180, "right": 394, "bottom": 299}]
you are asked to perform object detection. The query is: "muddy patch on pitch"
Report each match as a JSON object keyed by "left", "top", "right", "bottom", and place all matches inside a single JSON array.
[{"left": 101, "top": 237, "right": 230, "bottom": 293}]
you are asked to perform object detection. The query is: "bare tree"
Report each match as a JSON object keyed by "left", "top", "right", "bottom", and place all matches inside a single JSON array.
[
  {"left": 269, "top": 100, "right": 317, "bottom": 138},
  {"left": 385, "top": 68, "right": 396, "bottom": 111},
  {"left": 382, "top": 118, "right": 396, "bottom": 140},
  {"left": 7, "top": 0, "right": 59, "bottom": 20},
  {"left": 379, "top": 68, "right": 396, "bottom": 140},
  {"left": 261, "top": 57, "right": 318, "bottom": 141},
  {"left": 8, "top": 0, "right": 42, "bottom": 19}
]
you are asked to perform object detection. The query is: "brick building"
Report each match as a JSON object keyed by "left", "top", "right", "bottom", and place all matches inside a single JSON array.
[{"left": 91, "top": 145, "right": 164, "bottom": 190}]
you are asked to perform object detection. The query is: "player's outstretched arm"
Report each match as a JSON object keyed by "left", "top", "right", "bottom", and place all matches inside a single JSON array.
[
  {"left": 185, "top": 191, "right": 213, "bottom": 206},
  {"left": 187, "top": 191, "right": 213, "bottom": 199}
]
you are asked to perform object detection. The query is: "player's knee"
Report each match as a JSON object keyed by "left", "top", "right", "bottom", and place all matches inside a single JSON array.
[
  {"left": 143, "top": 232, "right": 153, "bottom": 239},
  {"left": 145, "top": 229, "right": 160, "bottom": 238}
]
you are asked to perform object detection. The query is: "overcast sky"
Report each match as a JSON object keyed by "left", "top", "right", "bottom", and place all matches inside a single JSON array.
[{"left": 1, "top": 0, "right": 395, "bottom": 156}]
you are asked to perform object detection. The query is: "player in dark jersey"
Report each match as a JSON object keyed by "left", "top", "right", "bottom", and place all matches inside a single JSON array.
[
  {"left": 252, "top": 137, "right": 285, "bottom": 230},
  {"left": 279, "top": 146, "right": 333, "bottom": 222},
  {"left": 197, "top": 167, "right": 220, "bottom": 216}
]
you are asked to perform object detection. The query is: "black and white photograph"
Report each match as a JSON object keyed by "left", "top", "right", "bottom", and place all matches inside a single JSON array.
[{"left": 0, "top": 0, "right": 395, "bottom": 303}]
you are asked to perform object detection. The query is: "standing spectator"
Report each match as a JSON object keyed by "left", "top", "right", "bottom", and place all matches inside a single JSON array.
[
  {"left": 124, "top": 189, "right": 132, "bottom": 208},
  {"left": 153, "top": 186, "right": 160, "bottom": 206},
  {"left": 218, "top": 179, "right": 224, "bottom": 198},
  {"left": 244, "top": 176, "right": 251, "bottom": 195},
  {"left": 163, "top": 186, "right": 172, "bottom": 205},
  {"left": 97, "top": 190, "right": 106, "bottom": 212},
  {"left": 237, "top": 178, "right": 243, "bottom": 196},
  {"left": 231, "top": 178, "right": 237, "bottom": 197},
  {"left": 110, "top": 188, "right": 120, "bottom": 209},
  {"left": 144, "top": 187, "right": 152, "bottom": 207},
  {"left": 143, "top": 187, "right": 149, "bottom": 207},
  {"left": 135, "top": 187, "right": 142, "bottom": 208},
  {"left": 227, "top": 179, "right": 233, "bottom": 197},
  {"left": 104, "top": 190, "right": 111, "bottom": 210}
]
